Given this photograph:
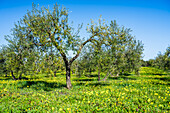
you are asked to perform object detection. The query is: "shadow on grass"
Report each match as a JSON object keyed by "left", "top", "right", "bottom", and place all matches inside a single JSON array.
[
  {"left": 17, "top": 81, "right": 66, "bottom": 91},
  {"left": 151, "top": 81, "right": 170, "bottom": 85},
  {"left": 43, "top": 73, "right": 65, "bottom": 78},
  {"left": 84, "top": 73, "right": 133, "bottom": 78},
  {"left": 73, "top": 78, "right": 97, "bottom": 81},
  {"left": 140, "top": 73, "right": 168, "bottom": 75},
  {"left": 85, "top": 74, "right": 99, "bottom": 77},
  {"left": 108, "top": 76, "right": 137, "bottom": 80},
  {"left": 17, "top": 80, "right": 110, "bottom": 91},
  {"left": 88, "top": 82, "right": 110, "bottom": 86},
  {"left": 0, "top": 76, "right": 13, "bottom": 80},
  {"left": 153, "top": 77, "right": 170, "bottom": 82},
  {"left": 119, "top": 74, "right": 133, "bottom": 76},
  {"left": 0, "top": 76, "right": 30, "bottom": 80},
  {"left": 75, "top": 82, "right": 110, "bottom": 87}
]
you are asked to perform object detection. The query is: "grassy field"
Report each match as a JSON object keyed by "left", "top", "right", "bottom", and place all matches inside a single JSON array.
[{"left": 0, "top": 67, "right": 169, "bottom": 112}]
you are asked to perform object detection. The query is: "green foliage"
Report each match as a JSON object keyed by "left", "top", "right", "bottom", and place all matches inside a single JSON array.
[
  {"left": 0, "top": 2, "right": 144, "bottom": 88},
  {"left": 145, "top": 46, "right": 170, "bottom": 71},
  {"left": 0, "top": 2, "right": 169, "bottom": 112},
  {"left": 77, "top": 20, "right": 144, "bottom": 79},
  {"left": 0, "top": 46, "right": 8, "bottom": 76},
  {"left": 139, "top": 67, "right": 168, "bottom": 75},
  {"left": 154, "top": 46, "right": 170, "bottom": 70}
]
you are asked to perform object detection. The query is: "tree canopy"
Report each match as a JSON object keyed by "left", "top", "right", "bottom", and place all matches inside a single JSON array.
[{"left": 0, "top": 3, "right": 144, "bottom": 89}]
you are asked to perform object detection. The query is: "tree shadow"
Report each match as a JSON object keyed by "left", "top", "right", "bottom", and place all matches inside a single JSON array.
[
  {"left": 153, "top": 77, "right": 170, "bottom": 82},
  {"left": 20, "top": 77, "right": 29, "bottom": 80},
  {"left": 109, "top": 76, "right": 137, "bottom": 80},
  {"left": 152, "top": 74, "right": 168, "bottom": 75},
  {"left": 18, "top": 80, "right": 110, "bottom": 91},
  {"left": 0, "top": 76, "right": 30, "bottom": 80},
  {"left": 17, "top": 81, "right": 66, "bottom": 91},
  {"left": 119, "top": 74, "right": 133, "bottom": 76},
  {"left": 140, "top": 73, "right": 168, "bottom": 75},
  {"left": 151, "top": 81, "right": 170, "bottom": 85},
  {"left": 85, "top": 74, "right": 99, "bottom": 77},
  {"left": 0, "top": 76, "right": 38, "bottom": 81},
  {"left": 0, "top": 76, "right": 13, "bottom": 80},
  {"left": 73, "top": 78, "right": 97, "bottom": 81},
  {"left": 88, "top": 82, "right": 110, "bottom": 86},
  {"left": 75, "top": 82, "right": 110, "bottom": 87}
]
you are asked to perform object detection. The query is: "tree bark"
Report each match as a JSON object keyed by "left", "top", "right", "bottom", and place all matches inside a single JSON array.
[
  {"left": 66, "top": 64, "right": 72, "bottom": 89},
  {"left": 135, "top": 69, "right": 140, "bottom": 76},
  {"left": 102, "top": 66, "right": 111, "bottom": 81},
  {"left": 5, "top": 73, "right": 7, "bottom": 77},
  {"left": 18, "top": 73, "right": 22, "bottom": 80},
  {"left": 11, "top": 70, "right": 17, "bottom": 80},
  {"left": 116, "top": 73, "right": 119, "bottom": 77},
  {"left": 98, "top": 67, "right": 100, "bottom": 81},
  {"left": 54, "top": 71, "right": 56, "bottom": 77},
  {"left": 89, "top": 68, "right": 92, "bottom": 75},
  {"left": 50, "top": 33, "right": 99, "bottom": 89},
  {"left": 103, "top": 70, "right": 110, "bottom": 81},
  {"left": 110, "top": 72, "right": 113, "bottom": 77}
]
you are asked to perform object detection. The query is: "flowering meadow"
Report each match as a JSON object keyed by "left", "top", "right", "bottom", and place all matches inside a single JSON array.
[{"left": 0, "top": 67, "right": 169, "bottom": 112}]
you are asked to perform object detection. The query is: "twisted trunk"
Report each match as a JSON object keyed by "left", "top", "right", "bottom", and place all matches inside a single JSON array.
[
  {"left": 66, "top": 64, "right": 72, "bottom": 89},
  {"left": 50, "top": 32, "right": 98, "bottom": 89},
  {"left": 18, "top": 73, "right": 22, "bottom": 80},
  {"left": 103, "top": 70, "right": 110, "bottom": 81},
  {"left": 98, "top": 67, "right": 100, "bottom": 81},
  {"left": 54, "top": 71, "right": 56, "bottom": 77},
  {"left": 62, "top": 56, "right": 72, "bottom": 89},
  {"left": 5, "top": 73, "right": 7, "bottom": 77},
  {"left": 102, "top": 66, "right": 112, "bottom": 81},
  {"left": 11, "top": 70, "right": 17, "bottom": 80}
]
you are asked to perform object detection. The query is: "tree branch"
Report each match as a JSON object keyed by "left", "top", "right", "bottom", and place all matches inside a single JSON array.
[
  {"left": 48, "top": 33, "right": 68, "bottom": 64},
  {"left": 69, "top": 36, "right": 99, "bottom": 64}
]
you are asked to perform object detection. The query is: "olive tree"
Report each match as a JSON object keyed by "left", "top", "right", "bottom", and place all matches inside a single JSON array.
[
  {"left": 154, "top": 46, "right": 170, "bottom": 70},
  {"left": 15, "top": 3, "right": 105, "bottom": 89},
  {"left": 7, "top": 3, "right": 144, "bottom": 89}
]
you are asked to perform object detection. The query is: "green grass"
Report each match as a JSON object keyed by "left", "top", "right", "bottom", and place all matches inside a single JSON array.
[{"left": 0, "top": 67, "right": 170, "bottom": 112}]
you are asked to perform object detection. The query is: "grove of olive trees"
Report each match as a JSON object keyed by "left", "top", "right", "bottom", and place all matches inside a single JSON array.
[{"left": 0, "top": 3, "right": 144, "bottom": 89}]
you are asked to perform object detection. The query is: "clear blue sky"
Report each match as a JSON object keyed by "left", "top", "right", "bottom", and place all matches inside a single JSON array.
[{"left": 0, "top": 0, "right": 170, "bottom": 61}]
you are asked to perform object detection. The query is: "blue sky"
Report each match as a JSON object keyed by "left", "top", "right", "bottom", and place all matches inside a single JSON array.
[{"left": 0, "top": 0, "right": 170, "bottom": 60}]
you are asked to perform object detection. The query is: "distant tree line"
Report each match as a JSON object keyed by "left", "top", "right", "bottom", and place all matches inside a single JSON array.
[
  {"left": 142, "top": 46, "right": 170, "bottom": 71},
  {"left": 0, "top": 3, "right": 144, "bottom": 89}
]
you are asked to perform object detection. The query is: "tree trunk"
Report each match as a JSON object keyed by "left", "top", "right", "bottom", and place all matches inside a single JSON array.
[
  {"left": 54, "top": 71, "right": 56, "bottom": 77},
  {"left": 66, "top": 64, "right": 72, "bottom": 89},
  {"left": 76, "top": 64, "right": 78, "bottom": 75},
  {"left": 18, "top": 73, "right": 22, "bottom": 80},
  {"left": 102, "top": 66, "right": 112, "bottom": 81},
  {"left": 89, "top": 68, "right": 92, "bottom": 75},
  {"left": 36, "top": 69, "right": 39, "bottom": 74},
  {"left": 116, "top": 73, "right": 119, "bottom": 77},
  {"left": 103, "top": 70, "right": 110, "bottom": 81},
  {"left": 5, "top": 73, "right": 7, "bottom": 77},
  {"left": 11, "top": 71, "right": 17, "bottom": 80},
  {"left": 135, "top": 69, "right": 140, "bottom": 76},
  {"left": 98, "top": 67, "right": 100, "bottom": 81},
  {"left": 110, "top": 72, "right": 113, "bottom": 77}
]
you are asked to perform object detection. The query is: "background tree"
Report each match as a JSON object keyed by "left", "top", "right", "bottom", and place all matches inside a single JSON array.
[
  {"left": 154, "top": 46, "right": 170, "bottom": 70},
  {"left": 76, "top": 20, "right": 144, "bottom": 81},
  {"left": 0, "top": 46, "right": 9, "bottom": 77},
  {"left": 103, "top": 20, "right": 143, "bottom": 78},
  {"left": 4, "top": 27, "right": 30, "bottom": 80}
]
